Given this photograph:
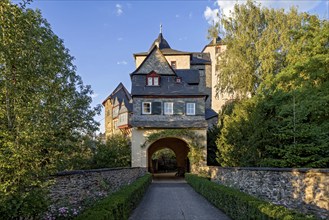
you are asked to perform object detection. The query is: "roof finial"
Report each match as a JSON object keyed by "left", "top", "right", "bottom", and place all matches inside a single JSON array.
[{"left": 160, "top": 23, "right": 162, "bottom": 34}]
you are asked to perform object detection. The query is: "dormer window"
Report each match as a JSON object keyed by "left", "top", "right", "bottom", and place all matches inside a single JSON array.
[{"left": 146, "top": 71, "right": 160, "bottom": 86}]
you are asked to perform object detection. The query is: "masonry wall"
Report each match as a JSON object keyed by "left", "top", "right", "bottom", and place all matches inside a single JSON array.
[
  {"left": 49, "top": 167, "right": 147, "bottom": 211},
  {"left": 208, "top": 167, "right": 329, "bottom": 219}
]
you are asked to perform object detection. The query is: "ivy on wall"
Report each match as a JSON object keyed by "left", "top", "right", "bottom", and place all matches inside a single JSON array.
[{"left": 141, "top": 129, "right": 206, "bottom": 164}]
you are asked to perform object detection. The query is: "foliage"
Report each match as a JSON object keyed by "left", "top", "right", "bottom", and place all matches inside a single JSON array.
[
  {"left": 0, "top": 1, "right": 100, "bottom": 218},
  {"left": 207, "top": 126, "right": 220, "bottom": 166},
  {"left": 214, "top": 0, "right": 329, "bottom": 168},
  {"left": 152, "top": 148, "right": 175, "bottom": 160},
  {"left": 91, "top": 134, "right": 131, "bottom": 169},
  {"left": 215, "top": 0, "right": 321, "bottom": 98},
  {"left": 75, "top": 174, "right": 152, "bottom": 220},
  {"left": 185, "top": 174, "right": 316, "bottom": 220},
  {"left": 141, "top": 129, "right": 205, "bottom": 165}
]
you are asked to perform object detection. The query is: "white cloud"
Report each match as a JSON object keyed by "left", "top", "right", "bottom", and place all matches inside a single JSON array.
[
  {"left": 117, "top": 37, "right": 123, "bottom": 41},
  {"left": 175, "top": 14, "right": 180, "bottom": 18},
  {"left": 204, "top": 0, "right": 324, "bottom": 24},
  {"left": 117, "top": 61, "right": 128, "bottom": 65},
  {"left": 116, "top": 4, "right": 123, "bottom": 16},
  {"left": 189, "top": 12, "right": 193, "bottom": 19},
  {"left": 204, "top": 6, "right": 220, "bottom": 24}
]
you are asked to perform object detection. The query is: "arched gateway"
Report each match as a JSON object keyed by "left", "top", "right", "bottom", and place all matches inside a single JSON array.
[{"left": 147, "top": 137, "right": 190, "bottom": 173}]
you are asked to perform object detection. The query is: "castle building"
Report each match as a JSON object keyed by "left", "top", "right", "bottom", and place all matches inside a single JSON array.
[{"left": 102, "top": 29, "right": 227, "bottom": 172}]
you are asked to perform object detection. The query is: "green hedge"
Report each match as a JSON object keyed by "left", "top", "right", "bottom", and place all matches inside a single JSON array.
[
  {"left": 75, "top": 173, "right": 152, "bottom": 220},
  {"left": 185, "top": 174, "right": 317, "bottom": 220}
]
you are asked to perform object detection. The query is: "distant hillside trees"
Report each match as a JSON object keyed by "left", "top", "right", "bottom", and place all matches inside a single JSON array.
[
  {"left": 0, "top": 1, "right": 100, "bottom": 217},
  {"left": 214, "top": 0, "right": 329, "bottom": 167}
]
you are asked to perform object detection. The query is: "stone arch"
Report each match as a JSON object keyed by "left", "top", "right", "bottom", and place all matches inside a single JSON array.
[{"left": 147, "top": 137, "right": 190, "bottom": 173}]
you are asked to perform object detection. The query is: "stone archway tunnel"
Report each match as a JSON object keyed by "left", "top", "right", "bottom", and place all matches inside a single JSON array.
[{"left": 147, "top": 137, "right": 190, "bottom": 173}]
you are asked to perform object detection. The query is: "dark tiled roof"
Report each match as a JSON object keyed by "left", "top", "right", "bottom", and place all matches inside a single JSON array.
[
  {"left": 191, "top": 53, "right": 211, "bottom": 65},
  {"left": 102, "top": 83, "right": 132, "bottom": 111},
  {"left": 205, "top": 108, "right": 218, "bottom": 120},
  {"left": 131, "top": 120, "right": 208, "bottom": 128},
  {"left": 131, "top": 46, "right": 176, "bottom": 75},
  {"left": 175, "top": 69, "right": 199, "bottom": 84},
  {"left": 149, "top": 33, "right": 171, "bottom": 51},
  {"left": 134, "top": 33, "right": 191, "bottom": 57},
  {"left": 134, "top": 48, "right": 191, "bottom": 56},
  {"left": 207, "top": 36, "right": 223, "bottom": 46}
]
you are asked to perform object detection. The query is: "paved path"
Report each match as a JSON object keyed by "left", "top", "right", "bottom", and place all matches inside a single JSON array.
[{"left": 129, "top": 173, "right": 231, "bottom": 220}]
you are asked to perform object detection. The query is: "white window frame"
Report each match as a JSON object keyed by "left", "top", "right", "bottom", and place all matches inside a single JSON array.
[
  {"left": 147, "top": 77, "right": 153, "bottom": 86},
  {"left": 164, "top": 102, "right": 173, "bottom": 115},
  {"left": 142, "top": 102, "right": 152, "bottom": 114},
  {"left": 153, "top": 77, "right": 159, "bottom": 86},
  {"left": 186, "top": 103, "right": 195, "bottom": 115}
]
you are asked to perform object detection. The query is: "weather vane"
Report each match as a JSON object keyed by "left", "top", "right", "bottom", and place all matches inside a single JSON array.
[{"left": 160, "top": 24, "right": 162, "bottom": 34}]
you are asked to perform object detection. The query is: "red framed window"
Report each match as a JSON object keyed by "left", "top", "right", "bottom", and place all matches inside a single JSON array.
[{"left": 146, "top": 71, "right": 160, "bottom": 86}]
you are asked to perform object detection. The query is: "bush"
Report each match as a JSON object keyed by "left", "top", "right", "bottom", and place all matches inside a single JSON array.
[
  {"left": 185, "top": 174, "right": 316, "bottom": 220},
  {"left": 75, "top": 173, "right": 152, "bottom": 220},
  {"left": 91, "top": 134, "right": 131, "bottom": 169}
]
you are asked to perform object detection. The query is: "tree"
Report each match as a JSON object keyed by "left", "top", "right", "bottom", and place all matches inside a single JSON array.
[
  {"left": 215, "top": 0, "right": 314, "bottom": 98},
  {"left": 0, "top": 1, "right": 100, "bottom": 217},
  {"left": 215, "top": 1, "right": 329, "bottom": 168}
]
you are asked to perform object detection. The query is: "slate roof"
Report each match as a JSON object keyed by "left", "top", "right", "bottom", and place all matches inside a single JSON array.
[
  {"left": 131, "top": 46, "right": 176, "bottom": 75},
  {"left": 131, "top": 120, "right": 208, "bottom": 128},
  {"left": 134, "top": 33, "right": 191, "bottom": 57},
  {"left": 205, "top": 108, "right": 218, "bottom": 120},
  {"left": 191, "top": 53, "right": 211, "bottom": 65},
  {"left": 175, "top": 69, "right": 199, "bottom": 84},
  {"left": 102, "top": 83, "right": 132, "bottom": 112},
  {"left": 149, "top": 33, "right": 171, "bottom": 51}
]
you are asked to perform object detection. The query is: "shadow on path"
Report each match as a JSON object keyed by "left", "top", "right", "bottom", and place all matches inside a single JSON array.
[{"left": 129, "top": 173, "right": 231, "bottom": 220}]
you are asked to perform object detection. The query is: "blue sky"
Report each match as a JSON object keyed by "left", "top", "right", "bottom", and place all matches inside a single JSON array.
[{"left": 25, "top": 0, "right": 328, "bottom": 133}]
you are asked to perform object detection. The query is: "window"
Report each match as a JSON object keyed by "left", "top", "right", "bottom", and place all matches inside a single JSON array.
[
  {"left": 153, "top": 77, "right": 159, "bottom": 85},
  {"left": 175, "top": 77, "right": 182, "bottom": 83},
  {"left": 186, "top": 103, "right": 195, "bottom": 115},
  {"left": 142, "top": 102, "right": 151, "bottom": 114},
  {"left": 171, "top": 61, "right": 177, "bottom": 69},
  {"left": 164, "top": 102, "right": 173, "bottom": 115},
  {"left": 146, "top": 71, "right": 160, "bottom": 86}
]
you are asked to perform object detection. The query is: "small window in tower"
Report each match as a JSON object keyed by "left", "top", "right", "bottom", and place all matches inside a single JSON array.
[
  {"left": 171, "top": 61, "right": 177, "bottom": 69},
  {"left": 216, "top": 46, "right": 221, "bottom": 53}
]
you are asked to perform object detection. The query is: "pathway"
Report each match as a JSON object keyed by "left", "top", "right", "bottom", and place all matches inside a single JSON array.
[{"left": 129, "top": 173, "right": 231, "bottom": 220}]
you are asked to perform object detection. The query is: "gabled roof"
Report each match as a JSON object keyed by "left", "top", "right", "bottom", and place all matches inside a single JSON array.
[
  {"left": 102, "top": 82, "right": 132, "bottom": 106},
  {"left": 131, "top": 46, "right": 176, "bottom": 76}
]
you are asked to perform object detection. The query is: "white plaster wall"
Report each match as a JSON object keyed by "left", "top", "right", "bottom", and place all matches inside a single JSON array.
[
  {"left": 203, "top": 44, "right": 232, "bottom": 113},
  {"left": 135, "top": 56, "right": 147, "bottom": 69},
  {"left": 164, "top": 55, "right": 190, "bottom": 69},
  {"left": 131, "top": 128, "right": 207, "bottom": 171}
]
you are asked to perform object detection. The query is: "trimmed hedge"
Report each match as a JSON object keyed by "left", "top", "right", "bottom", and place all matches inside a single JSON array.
[
  {"left": 185, "top": 174, "right": 317, "bottom": 220},
  {"left": 75, "top": 173, "right": 152, "bottom": 220}
]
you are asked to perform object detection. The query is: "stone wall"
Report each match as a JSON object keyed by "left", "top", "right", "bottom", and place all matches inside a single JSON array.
[
  {"left": 48, "top": 167, "right": 147, "bottom": 210},
  {"left": 209, "top": 167, "right": 329, "bottom": 219}
]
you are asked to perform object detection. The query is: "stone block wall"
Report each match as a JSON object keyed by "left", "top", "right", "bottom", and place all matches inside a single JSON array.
[
  {"left": 48, "top": 167, "right": 147, "bottom": 210},
  {"left": 209, "top": 167, "right": 329, "bottom": 219}
]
